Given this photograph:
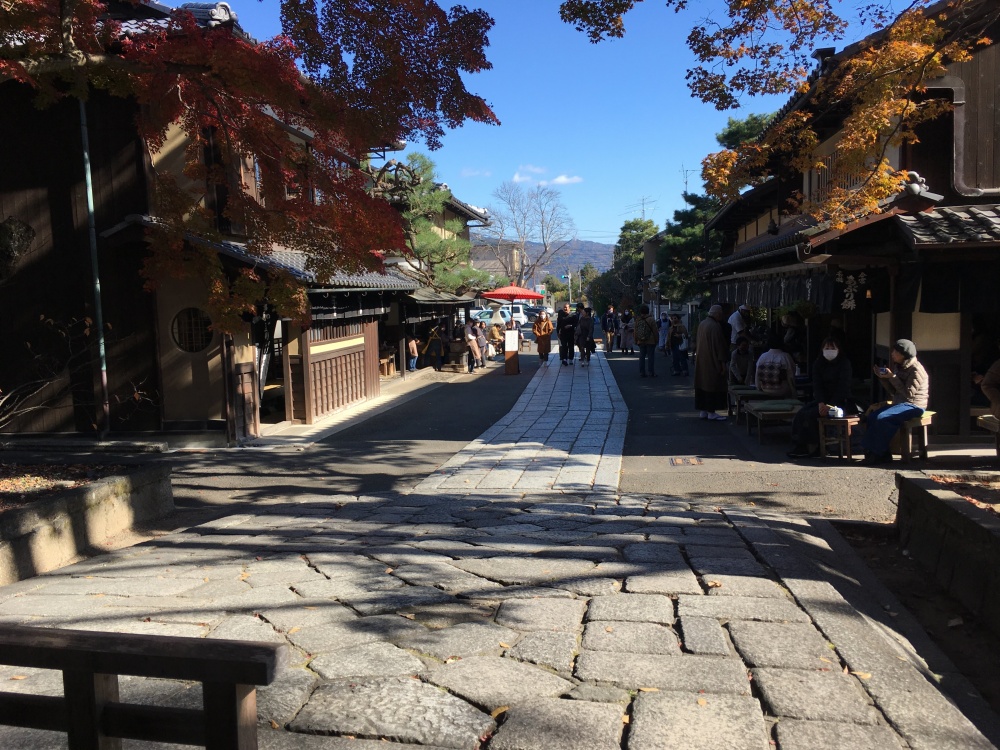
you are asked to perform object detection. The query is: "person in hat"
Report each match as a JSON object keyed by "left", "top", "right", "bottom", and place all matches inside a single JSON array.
[
  {"left": 727, "top": 304, "right": 751, "bottom": 348},
  {"left": 861, "top": 338, "right": 929, "bottom": 464}
]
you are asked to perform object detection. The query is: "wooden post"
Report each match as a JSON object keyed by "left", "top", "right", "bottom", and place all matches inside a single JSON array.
[
  {"left": 63, "top": 671, "right": 121, "bottom": 750},
  {"left": 203, "top": 682, "right": 257, "bottom": 750}
]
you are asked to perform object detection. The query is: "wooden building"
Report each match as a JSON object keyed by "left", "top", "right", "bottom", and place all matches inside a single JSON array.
[
  {"left": 0, "top": 2, "right": 414, "bottom": 443},
  {"left": 699, "top": 1, "right": 1000, "bottom": 440}
]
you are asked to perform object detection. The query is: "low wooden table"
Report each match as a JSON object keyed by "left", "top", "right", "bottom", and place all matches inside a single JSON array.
[
  {"left": 744, "top": 400, "right": 802, "bottom": 444},
  {"left": 818, "top": 415, "right": 861, "bottom": 459}
]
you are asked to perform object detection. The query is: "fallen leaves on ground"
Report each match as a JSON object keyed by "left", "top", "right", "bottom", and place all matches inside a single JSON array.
[{"left": 0, "top": 463, "right": 124, "bottom": 512}]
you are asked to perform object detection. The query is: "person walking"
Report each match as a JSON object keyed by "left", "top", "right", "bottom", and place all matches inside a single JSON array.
[
  {"left": 532, "top": 310, "right": 554, "bottom": 366},
  {"left": 668, "top": 314, "right": 690, "bottom": 376},
  {"left": 634, "top": 304, "right": 658, "bottom": 377},
  {"left": 557, "top": 302, "right": 579, "bottom": 366},
  {"left": 861, "top": 339, "right": 929, "bottom": 464},
  {"left": 601, "top": 306, "right": 619, "bottom": 353},
  {"left": 694, "top": 305, "right": 730, "bottom": 420},
  {"left": 576, "top": 307, "right": 595, "bottom": 367},
  {"left": 657, "top": 311, "right": 670, "bottom": 353},
  {"left": 475, "top": 322, "right": 489, "bottom": 369},
  {"left": 620, "top": 309, "right": 635, "bottom": 354},
  {"left": 463, "top": 319, "right": 481, "bottom": 373}
]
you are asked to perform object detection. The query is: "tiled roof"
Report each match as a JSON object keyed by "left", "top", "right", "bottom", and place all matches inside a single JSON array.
[
  {"left": 896, "top": 205, "right": 1000, "bottom": 247},
  {"left": 100, "top": 214, "right": 417, "bottom": 290}
]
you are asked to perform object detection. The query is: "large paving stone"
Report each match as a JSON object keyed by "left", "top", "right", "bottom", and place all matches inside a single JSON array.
[
  {"left": 256, "top": 667, "right": 318, "bottom": 726},
  {"left": 425, "top": 655, "right": 574, "bottom": 710},
  {"left": 544, "top": 576, "right": 621, "bottom": 597},
  {"left": 495, "top": 598, "right": 587, "bottom": 633},
  {"left": 489, "top": 698, "right": 623, "bottom": 750},
  {"left": 700, "top": 574, "right": 785, "bottom": 598},
  {"left": 677, "top": 595, "right": 810, "bottom": 623},
  {"left": 621, "top": 543, "right": 685, "bottom": 564},
  {"left": 338, "top": 585, "right": 456, "bottom": 615},
  {"left": 775, "top": 719, "right": 904, "bottom": 750},
  {"left": 678, "top": 617, "right": 730, "bottom": 656},
  {"left": 258, "top": 600, "right": 358, "bottom": 632},
  {"left": 285, "top": 614, "right": 425, "bottom": 654},
  {"left": 391, "top": 563, "right": 503, "bottom": 595},
  {"left": 687, "top": 557, "right": 769, "bottom": 577},
  {"left": 582, "top": 621, "right": 681, "bottom": 655},
  {"left": 289, "top": 677, "right": 493, "bottom": 749},
  {"left": 624, "top": 570, "right": 703, "bottom": 595},
  {"left": 586, "top": 594, "right": 674, "bottom": 624},
  {"left": 402, "top": 601, "right": 497, "bottom": 628},
  {"left": 567, "top": 683, "right": 631, "bottom": 704},
  {"left": 506, "top": 631, "right": 578, "bottom": 673},
  {"left": 309, "top": 641, "right": 425, "bottom": 679},
  {"left": 208, "top": 615, "right": 286, "bottom": 643},
  {"left": 574, "top": 651, "right": 750, "bottom": 694},
  {"left": 752, "top": 668, "right": 879, "bottom": 724},
  {"left": 629, "top": 692, "right": 769, "bottom": 750},
  {"left": 397, "top": 622, "right": 518, "bottom": 660},
  {"left": 729, "top": 621, "right": 835, "bottom": 669},
  {"left": 451, "top": 556, "right": 595, "bottom": 585}
]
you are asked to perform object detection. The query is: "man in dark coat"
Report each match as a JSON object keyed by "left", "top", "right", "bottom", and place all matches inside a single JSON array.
[{"left": 557, "top": 302, "right": 580, "bottom": 366}]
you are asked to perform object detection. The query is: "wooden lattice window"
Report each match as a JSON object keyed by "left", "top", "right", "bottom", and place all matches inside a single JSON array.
[{"left": 171, "top": 308, "right": 213, "bottom": 353}]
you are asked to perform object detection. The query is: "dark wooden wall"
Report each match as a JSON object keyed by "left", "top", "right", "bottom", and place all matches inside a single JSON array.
[{"left": 0, "top": 83, "right": 156, "bottom": 432}]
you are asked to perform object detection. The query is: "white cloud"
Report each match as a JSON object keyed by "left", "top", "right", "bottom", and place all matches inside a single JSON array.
[
  {"left": 518, "top": 164, "right": 546, "bottom": 174},
  {"left": 512, "top": 171, "right": 534, "bottom": 183},
  {"left": 460, "top": 168, "right": 492, "bottom": 178},
  {"left": 540, "top": 175, "right": 583, "bottom": 186}
]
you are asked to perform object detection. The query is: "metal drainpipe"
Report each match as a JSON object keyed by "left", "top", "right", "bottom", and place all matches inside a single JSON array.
[{"left": 79, "top": 99, "right": 111, "bottom": 437}]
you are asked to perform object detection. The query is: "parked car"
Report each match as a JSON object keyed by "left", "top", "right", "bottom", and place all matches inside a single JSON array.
[
  {"left": 524, "top": 305, "right": 545, "bottom": 322},
  {"left": 475, "top": 309, "right": 512, "bottom": 325},
  {"left": 503, "top": 304, "right": 529, "bottom": 326}
]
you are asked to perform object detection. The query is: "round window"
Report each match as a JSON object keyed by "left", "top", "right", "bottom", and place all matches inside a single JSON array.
[{"left": 171, "top": 308, "right": 214, "bottom": 353}]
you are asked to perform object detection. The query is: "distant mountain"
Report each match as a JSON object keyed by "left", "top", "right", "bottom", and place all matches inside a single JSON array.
[{"left": 471, "top": 236, "right": 614, "bottom": 283}]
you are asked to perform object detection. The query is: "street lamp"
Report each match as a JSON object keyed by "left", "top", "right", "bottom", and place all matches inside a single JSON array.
[{"left": 560, "top": 271, "right": 573, "bottom": 305}]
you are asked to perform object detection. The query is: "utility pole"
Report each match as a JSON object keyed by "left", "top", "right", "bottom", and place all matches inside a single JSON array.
[{"left": 561, "top": 270, "right": 573, "bottom": 305}]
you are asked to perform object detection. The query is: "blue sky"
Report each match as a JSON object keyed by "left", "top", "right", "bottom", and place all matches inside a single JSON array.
[{"left": 233, "top": 1, "right": 792, "bottom": 245}]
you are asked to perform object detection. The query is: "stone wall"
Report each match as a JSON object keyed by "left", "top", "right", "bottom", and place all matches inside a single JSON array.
[
  {"left": 0, "top": 465, "right": 173, "bottom": 584},
  {"left": 896, "top": 470, "right": 1000, "bottom": 638}
]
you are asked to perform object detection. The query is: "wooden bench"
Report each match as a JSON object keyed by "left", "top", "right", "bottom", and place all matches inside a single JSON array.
[
  {"left": 978, "top": 414, "right": 1000, "bottom": 461},
  {"left": 0, "top": 625, "right": 284, "bottom": 750},
  {"left": 895, "top": 410, "right": 935, "bottom": 463},
  {"left": 728, "top": 385, "right": 803, "bottom": 422},
  {"left": 744, "top": 400, "right": 802, "bottom": 444}
]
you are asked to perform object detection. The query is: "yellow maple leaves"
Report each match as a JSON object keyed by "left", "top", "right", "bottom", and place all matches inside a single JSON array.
[{"left": 699, "top": 2, "right": 997, "bottom": 227}]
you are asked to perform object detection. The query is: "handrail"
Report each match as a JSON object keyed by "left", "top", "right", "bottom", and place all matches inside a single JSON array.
[{"left": 0, "top": 625, "right": 285, "bottom": 750}]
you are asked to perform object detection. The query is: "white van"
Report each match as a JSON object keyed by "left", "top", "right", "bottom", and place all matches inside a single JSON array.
[{"left": 504, "top": 304, "right": 528, "bottom": 326}]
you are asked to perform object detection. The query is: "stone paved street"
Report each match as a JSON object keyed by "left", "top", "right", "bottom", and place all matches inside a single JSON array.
[{"left": 0, "top": 352, "right": 997, "bottom": 749}]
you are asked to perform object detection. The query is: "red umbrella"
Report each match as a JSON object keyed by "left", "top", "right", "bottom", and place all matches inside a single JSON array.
[{"left": 483, "top": 285, "right": 544, "bottom": 302}]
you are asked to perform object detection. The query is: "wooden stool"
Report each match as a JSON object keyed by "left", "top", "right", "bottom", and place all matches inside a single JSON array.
[
  {"left": 817, "top": 416, "right": 861, "bottom": 459},
  {"left": 896, "top": 410, "right": 935, "bottom": 463}
]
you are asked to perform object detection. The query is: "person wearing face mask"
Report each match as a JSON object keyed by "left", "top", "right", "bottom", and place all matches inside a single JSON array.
[{"left": 787, "top": 337, "right": 853, "bottom": 459}]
